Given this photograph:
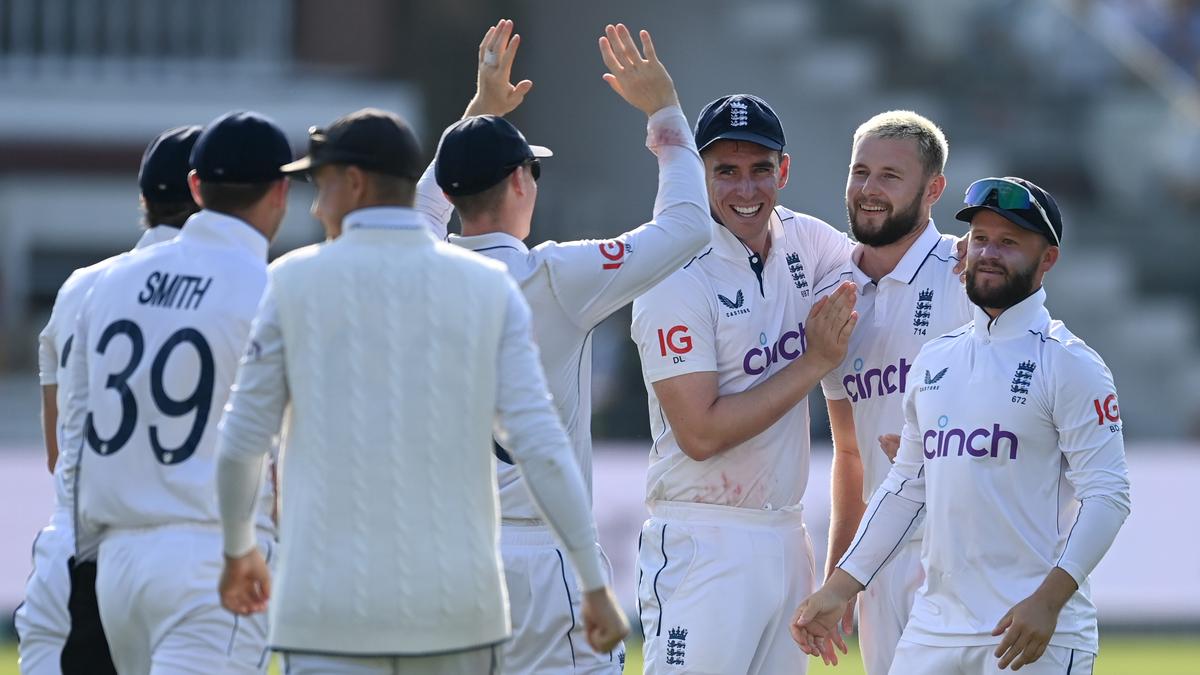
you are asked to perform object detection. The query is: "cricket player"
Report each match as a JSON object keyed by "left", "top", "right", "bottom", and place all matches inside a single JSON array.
[
  {"left": 812, "top": 111, "right": 973, "bottom": 674},
  {"left": 414, "top": 21, "right": 711, "bottom": 673},
  {"left": 216, "top": 105, "right": 628, "bottom": 675},
  {"left": 60, "top": 111, "right": 291, "bottom": 674},
  {"left": 794, "top": 177, "right": 1131, "bottom": 675},
  {"left": 16, "top": 124, "right": 200, "bottom": 675},
  {"left": 629, "top": 93, "right": 858, "bottom": 674}
]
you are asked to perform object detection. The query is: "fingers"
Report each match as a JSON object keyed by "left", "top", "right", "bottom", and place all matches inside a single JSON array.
[
  {"left": 500, "top": 32, "right": 521, "bottom": 73},
  {"left": 478, "top": 23, "right": 497, "bottom": 60},
  {"left": 1008, "top": 640, "right": 1047, "bottom": 670},
  {"left": 997, "top": 631, "right": 1033, "bottom": 670},
  {"left": 611, "top": 23, "right": 642, "bottom": 66},
  {"left": 598, "top": 35, "right": 623, "bottom": 74},
  {"left": 640, "top": 29, "right": 658, "bottom": 63}
]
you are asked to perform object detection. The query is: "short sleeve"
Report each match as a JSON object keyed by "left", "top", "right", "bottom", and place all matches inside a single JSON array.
[{"left": 631, "top": 270, "right": 718, "bottom": 383}]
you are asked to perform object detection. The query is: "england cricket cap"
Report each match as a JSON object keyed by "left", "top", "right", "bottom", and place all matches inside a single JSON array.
[
  {"left": 138, "top": 125, "right": 202, "bottom": 203},
  {"left": 694, "top": 94, "right": 786, "bottom": 153},
  {"left": 434, "top": 115, "right": 552, "bottom": 197},
  {"left": 955, "top": 176, "right": 1064, "bottom": 246},
  {"left": 281, "top": 108, "right": 423, "bottom": 179},
  {"left": 190, "top": 111, "right": 292, "bottom": 184}
]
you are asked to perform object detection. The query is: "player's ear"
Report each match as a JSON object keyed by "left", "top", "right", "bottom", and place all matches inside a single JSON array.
[
  {"left": 188, "top": 171, "right": 205, "bottom": 208},
  {"left": 925, "top": 173, "right": 946, "bottom": 206},
  {"left": 777, "top": 152, "right": 790, "bottom": 190},
  {"left": 1040, "top": 242, "right": 1059, "bottom": 274}
]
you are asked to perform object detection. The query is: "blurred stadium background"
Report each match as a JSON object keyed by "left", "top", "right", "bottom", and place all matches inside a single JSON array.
[{"left": 0, "top": 0, "right": 1197, "bottom": 672}]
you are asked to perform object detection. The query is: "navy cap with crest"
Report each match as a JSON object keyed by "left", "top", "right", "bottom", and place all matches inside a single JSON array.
[
  {"left": 138, "top": 125, "right": 202, "bottom": 203},
  {"left": 190, "top": 111, "right": 293, "bottom": 184},
  {"left": 694, "top": 94, "right": 786, "bottom": 153},
  {"left": 434, "top": 115, "right": 552, "bottom": 197},
  {"left": 955, "top": 176, "right": 1064, "bottom": 246},
  {"left": 281, "top": 108, "right": 423, "bottom": 179}
]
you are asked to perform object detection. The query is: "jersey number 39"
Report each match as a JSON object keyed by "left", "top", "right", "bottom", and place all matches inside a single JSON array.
[{"left": 85, "top": 319, "right": 215, "bottom": 465}]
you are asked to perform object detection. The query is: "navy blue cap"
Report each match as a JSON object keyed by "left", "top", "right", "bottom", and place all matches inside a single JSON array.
[
  {"left": 956, "top": 176, "right": 1064, "bottom": 246},
  {"left": 138, "top": 125, "right": 201, "bottom": 202},
  {"left": 434, "top": 115, "right": 552, "bottom": 197},
  {"left": 694, "top": 94, "right": 786, "bottom": 153},
  {"left": 190, "top": 111, "right": 293, "bottom": 184},
  {"left": 281, "top": 108, "right": 423, "bottom": 179}
]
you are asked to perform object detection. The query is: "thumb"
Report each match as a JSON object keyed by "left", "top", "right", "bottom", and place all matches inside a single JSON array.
[
  {"left": 992, "top": 610, "right": 1014, "bottom": 636},
  {"left": 601, "top": 73, "right": 623, "bottom": 97},
  {"left": 514, "top": 79, "right": 533, "bottom": 97}
]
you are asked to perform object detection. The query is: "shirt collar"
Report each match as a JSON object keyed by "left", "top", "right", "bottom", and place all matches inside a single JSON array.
[
  {"left": 448, "top": 231, "right": 530, "bottom": 254},
  {"left": 972, "top": 287, "right": 1051, "bottom": 340},
  {"left": 710, "top": 208, "right": 782, "bottom": 263},
  {"left": 848, "top": 219, "right": 944, "bottom": 293},
  {"left": 179, "top": 210, "right": 269, "bottom": 260},
  {"left": 342, "top": 206, "right": 428, "bottom": 231},
  {"left": 134, "top": 225, "right": 180, "bottom": 250}
]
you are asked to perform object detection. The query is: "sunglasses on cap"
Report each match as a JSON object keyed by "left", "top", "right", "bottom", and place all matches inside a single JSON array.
[
  {"left": 505, "top": 157, "right": 540, "bottom": 182},
  {"left": 964, "top": 177, "right": 1060, "bottom": 246}
]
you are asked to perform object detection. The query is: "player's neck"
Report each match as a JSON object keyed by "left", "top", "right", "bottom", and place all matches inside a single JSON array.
[
  {"left": 857, "top": 218, "right": 930, "bottom": 283},
  {"left": 460, "top": 214, "right": 528, "bottom": 241}
]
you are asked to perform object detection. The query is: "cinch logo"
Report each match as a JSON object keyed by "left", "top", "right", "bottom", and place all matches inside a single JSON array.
[
  {"left": 923, "top": 417, "right": 1020, "bottom": 460},
  {"left": 743, "top": 323, "right": 806, "bottom": 375},
  {"left": 842, "top": 357, "right": 912, "bottom": 402},
  {"left": 599, "top": 241, "right": 629, "bottom": 270},
  {"left": 657, "top": 325, "right": 692, "bottom": 363},
  {"left": 1093, "top": 393, "right": 1120, "bottom": 426}
]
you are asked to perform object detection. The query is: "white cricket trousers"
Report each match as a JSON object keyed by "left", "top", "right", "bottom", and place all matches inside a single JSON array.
[
  {"left": 14, "top": 517, "right": 72, "bottom": 675},
  {"left": 280, "top": 644, "right": 503, "bottom": 674},
  {"left": 500, "top": 523, "right": 624, "bottom": 673},
  {"left": 96, "top": 525, "right": 272, "bottom": 675},
  {"left": 857, "top": 534, "right": 923, "bottom": 675},
  {"left": 638, "top": 501, "right": 816, "bottom": 675},
  {"left": 889, "top": 640, "right": 1096, "bottom": 675}
]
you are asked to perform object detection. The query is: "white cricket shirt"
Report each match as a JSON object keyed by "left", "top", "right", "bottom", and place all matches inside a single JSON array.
[
  {"left": 63, "top": 211, "right": 275, "bottom": 541},
  {"left": 417, "top": 105, "right": 712, "bottom": 520},
  {"left": 38, "top": 226, "right": 179, "bottom": 528},
  {"left": 818, "top": 222, "right": 972, "bottom": 502},
  {"left": 631, "top": 207, "right": 851, "bottom": 509},
  {"left": 839, "top": 288, "right": 1131, "bottom": 653}
]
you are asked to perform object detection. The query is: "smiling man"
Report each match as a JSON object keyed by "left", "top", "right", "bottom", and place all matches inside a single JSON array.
[
  {"left": 629, "top": 94, "right": 857, "bottom": 674},
  {"left": 793, "top": 177, "right": 1131, "bottom": 675},
  {"left": 811, "top": 111, "right": 973, "bottom": 674}
]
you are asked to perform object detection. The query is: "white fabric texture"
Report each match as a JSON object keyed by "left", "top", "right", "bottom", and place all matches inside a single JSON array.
[
  {"left": 631, "top": 207, "right": 852, "bottom": 510},
  {"left": 215, "top": 209, "right": 602, "bottom": 655},
  {"left": 839, "top": 289, "right": 1131, "bottom": 653}
]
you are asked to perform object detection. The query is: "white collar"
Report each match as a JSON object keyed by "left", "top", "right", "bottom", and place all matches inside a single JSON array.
[
  {"left": 342, "top": 206, "right": 428, "bottom": 231},
  {"left": 134, "top": 225, "right": 180, "bottom": 250},
  {"left": 849, "top": 220, "right": 947, "bottom": 292},
  {"left": 449, "top": 231, "right": 530, "bottom": 254},
  {"left": 179, "top": 210, "right": 269, "bottom": 259},
  {"left": 972, "top": 287, "right": 1051, "bottom": 340}
]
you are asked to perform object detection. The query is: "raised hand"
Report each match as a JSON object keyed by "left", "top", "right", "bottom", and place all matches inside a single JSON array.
[
  {"left": 598, "top": 24, "right": 680, "bottom": 116},
  {"left": 581, "top": 586, "right": 631, "bottom": 653},
  {"left": 219, "top": 549, "right": 271, "bottom": 615},
  {"left": 465, "top": 19, "right": 533, "bottom": 118},
  {"left": 804, "top": 282, "right": 859, "bottom": 374}
]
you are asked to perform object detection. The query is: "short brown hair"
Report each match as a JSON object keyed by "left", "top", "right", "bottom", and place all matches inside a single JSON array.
[
  {"left": 198, "top": 181, "right": 278, "bottom": 214},
  {"left": 446, "top": 177, "right": 509, "bottom": 220}
]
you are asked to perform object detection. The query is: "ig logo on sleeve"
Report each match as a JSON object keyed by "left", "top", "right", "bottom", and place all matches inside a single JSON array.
[{"left": 656, "top": 325, "right": 692, "bottom": 363}]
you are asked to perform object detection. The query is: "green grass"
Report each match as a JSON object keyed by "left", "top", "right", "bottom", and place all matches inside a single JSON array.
[{"left": 3, "top": 635, "right": 1197, "bottom": 673}]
